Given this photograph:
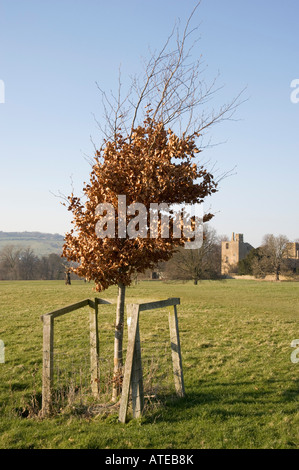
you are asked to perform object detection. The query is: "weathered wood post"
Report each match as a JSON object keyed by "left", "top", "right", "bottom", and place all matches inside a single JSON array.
[
  {"left": 119, "top": 298, "right": 183, "bottom": 423},
  {"left": 42, "top": 315, "right": 54, "bottom": 417},
  {"left": 112, "top": 283, "right": 126, "bottom": 402},
  {"left": 90, "top": 298, "right": 100, "bottom": 398},
  {"left": 169, "top": 304, "right": 185, "bottom": 397},
  {"left": 40, "top": 298, "right": 112, "bottom": 417},
  {"left": 0, "top": 340, "right": 4, "bottom": 364},
  {"left": 119, "top": 304, "right": 141, "bottom": 423},
  {"left": 130, "top": 315, "right": 144, "bottom": 419}
]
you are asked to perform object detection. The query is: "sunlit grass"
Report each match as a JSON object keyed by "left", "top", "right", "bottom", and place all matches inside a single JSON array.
[{"left": 0, "top": 279, "right": 299, "bottom": 448}]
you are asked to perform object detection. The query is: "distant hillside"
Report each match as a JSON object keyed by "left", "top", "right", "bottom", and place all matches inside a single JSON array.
[{"left": 0, "top": 231, "right": 64, "bottom": 257}]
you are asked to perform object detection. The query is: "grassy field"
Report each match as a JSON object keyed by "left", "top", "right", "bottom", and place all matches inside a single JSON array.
[{"left": 0, "top": 279, "right": 299, "bottom": 449}]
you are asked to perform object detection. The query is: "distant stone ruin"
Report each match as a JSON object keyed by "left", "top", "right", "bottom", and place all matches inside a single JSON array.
[
  {"left": 221, "top": 233, "right": 254, "bottom": 275},
  {"left": 221, "top": 233, "right": 299, "bottom": 275}
]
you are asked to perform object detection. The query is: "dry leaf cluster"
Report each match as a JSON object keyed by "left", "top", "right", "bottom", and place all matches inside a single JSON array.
[{"left": 62, "top": 117, "right": 217, "bottom": 291}]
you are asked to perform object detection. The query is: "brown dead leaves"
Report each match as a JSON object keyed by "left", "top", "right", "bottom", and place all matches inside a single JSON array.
[{"left": 62, "top": 117, "right": 217, "bottom": 291}]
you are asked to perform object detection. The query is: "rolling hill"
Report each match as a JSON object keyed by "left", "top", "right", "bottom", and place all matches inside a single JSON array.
[{"left": 0, "top": 231, "right": 64, "bottom": 257}]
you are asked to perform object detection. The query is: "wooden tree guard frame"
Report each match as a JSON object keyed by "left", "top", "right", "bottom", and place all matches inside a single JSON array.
[
  {"left": 119, "top": 297, "right": 184, "bottom": 423},
  {"left": 40, "top": 297, "right": 111, "bottom": 417}
]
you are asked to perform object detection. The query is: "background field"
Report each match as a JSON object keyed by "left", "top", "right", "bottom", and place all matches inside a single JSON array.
[
  {"left": 0, "top": 279, "right": 299, "bottom": 449},
  {"left": 0, "top": 231, "right": 63, "bottom": 256}
]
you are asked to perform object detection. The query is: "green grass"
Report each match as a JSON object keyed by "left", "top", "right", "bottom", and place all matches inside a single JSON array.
[
  {"left": 0, "top": 279, "right": 299, "bottom": 449},
  {"left": 0, "top": 231, "right": 63, "bottom": 256}
]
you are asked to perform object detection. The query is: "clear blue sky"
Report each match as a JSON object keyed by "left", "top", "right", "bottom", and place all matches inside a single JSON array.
[{"left": 0, "top": 0, "right": 298, "bottom": 248}]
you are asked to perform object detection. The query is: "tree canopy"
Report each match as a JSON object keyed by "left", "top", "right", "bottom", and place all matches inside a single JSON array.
[{"left": 63, "top": 117, "right": 216, "bottom": 290}]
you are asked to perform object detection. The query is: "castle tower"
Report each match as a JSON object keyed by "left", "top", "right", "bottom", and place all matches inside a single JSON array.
[{"left": 221, "top": 233, "right": 254, "bottom": 275}]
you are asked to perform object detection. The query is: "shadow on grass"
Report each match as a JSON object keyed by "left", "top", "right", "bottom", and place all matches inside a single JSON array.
[
  {"left": 10, "top": 382, "right": 28, "bottom": 392},
  {"left": 143, "top": 379, "right": 298, "bottom": 424},
  {"left": 281, "top": 379, "right": 299, "bottom": 402}
]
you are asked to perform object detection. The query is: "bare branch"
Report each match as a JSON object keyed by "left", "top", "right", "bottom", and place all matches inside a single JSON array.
[{"left": 93, "top": 0, "right": 245, "bottom": 152}]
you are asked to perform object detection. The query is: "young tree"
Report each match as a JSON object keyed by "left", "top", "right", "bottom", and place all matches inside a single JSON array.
[
  {"left": 0, "top": 245, "right": 21, "bottom": 280},
  {"left": 18, "top": 247, "right": 39, "bottom": 280},
  {"left": 164, "top": 226, "right": 221, "bottom": 283},
  {"left": 252, "top": 234, "right": 290, "bottom": 281},
  {"left": 62, "top": 2, "right": 242, "bottom": 401},
  {"left": 238, "top": 247, "right": 262, "bottom": 276}
]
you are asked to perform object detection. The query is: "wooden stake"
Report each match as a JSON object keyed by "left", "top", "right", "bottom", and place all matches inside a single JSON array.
[
  {"left": 90, "top": 298, "right": 100, "bottom": 398},
  {"left": 169, "top": 305, "right": 185, "bottom": 398},
  {"left": 118, "top": 304, "right": 140, "bottom": 423},
  {"left": 131, "top": 321, "right": 144, "bottom": 418},
  {"left": 112, "top": 284, "right": 126, "bottom": 402},
  {"left": 42, "top": 315, "right": 54, "bottom": 417},
  {"left": 40, "top": 297, "right": 111, "bottom": 417}
]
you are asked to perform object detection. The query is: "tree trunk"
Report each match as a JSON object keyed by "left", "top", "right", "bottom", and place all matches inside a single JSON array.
[
  {"left": 275, "top": 268, "right": 280, "bottom": 281},
  {"left": 112, "top": 283, "right": 126, "bottom": 402}
]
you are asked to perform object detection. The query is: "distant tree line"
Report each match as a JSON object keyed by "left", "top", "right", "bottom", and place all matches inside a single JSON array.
[
  {"left": 160, "top": 226, "right": 223, "bottom": 284},
  {"left": 0, "top": 245, "right": 71, "bottom": 281},
  {"left": 0, "top": 227, "right": 224, "bottom": 283},
  {"left": 2, "top": 233, "right": 296, "bottom": 283},
  {"left": 238, "top": 234, "right": 299, "bottom": 281}
]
